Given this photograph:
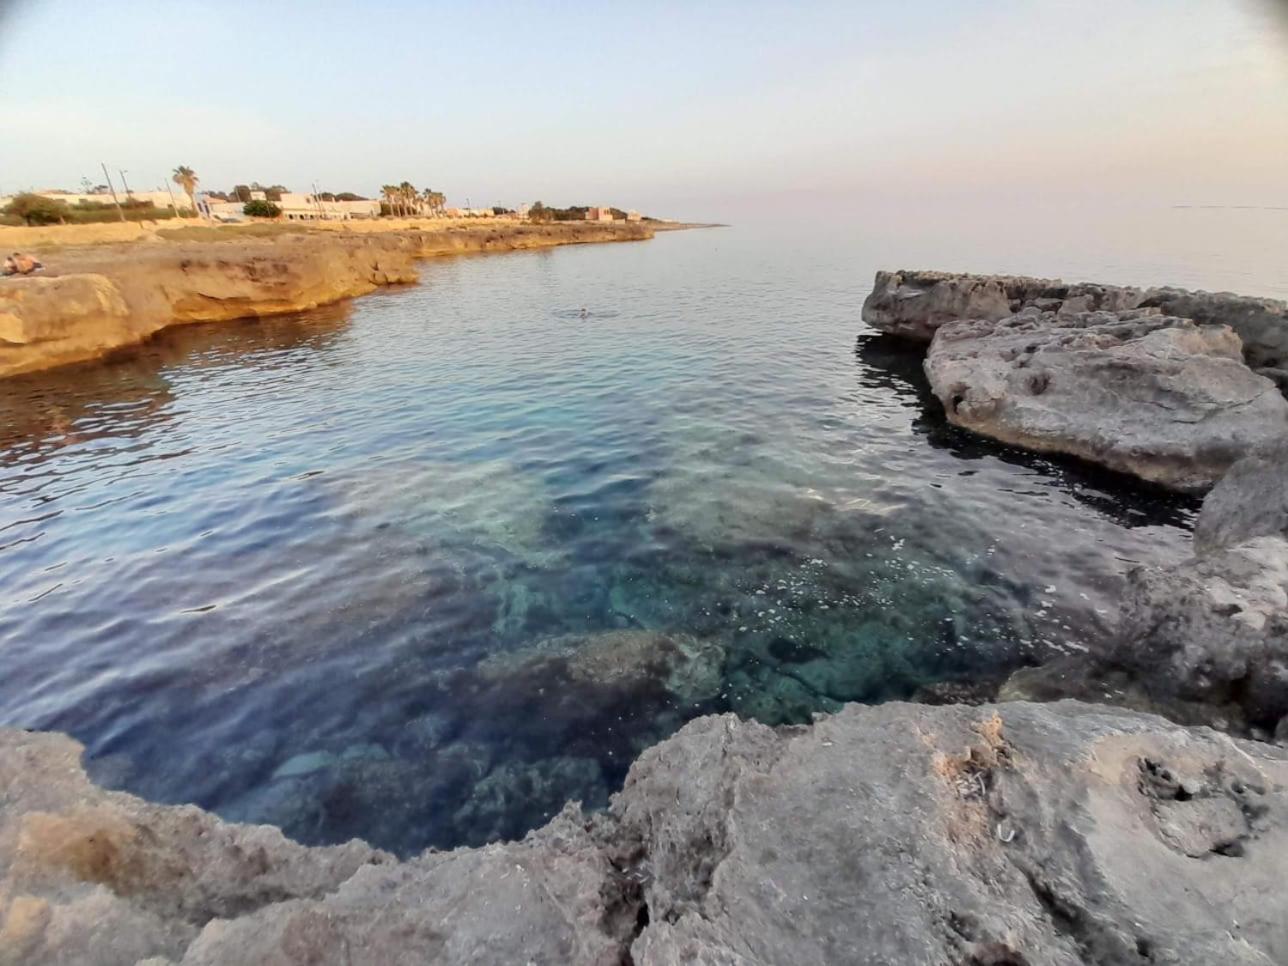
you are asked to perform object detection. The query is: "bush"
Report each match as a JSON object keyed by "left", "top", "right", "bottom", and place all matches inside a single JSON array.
[
  {"left": 3, "top": 192, "right": 69, "bottom": 226},
  {"left": 243, "top": 200, "right": 282, "bottom": 218}
]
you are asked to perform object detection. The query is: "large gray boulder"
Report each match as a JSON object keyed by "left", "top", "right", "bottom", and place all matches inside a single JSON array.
[
  {"left": 861, "top": 269, "right": 1143, "bottom": 342},
  {"left": 1114, "top": 536, "right": 1288, "bottom": 731},
  {"left": 5, "top": 702, "right": 1288, "bottom": 964},
  {"left": 923, "top": 308, "right": 1288, "bottom": 492},
  {"left": 1195, "top": 437, "right": 1288, "bottom": 554}
]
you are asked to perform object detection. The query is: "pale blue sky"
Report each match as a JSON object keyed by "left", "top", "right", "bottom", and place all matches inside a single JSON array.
[{"left": 1, "top": 0, "right": 1285, "bottom": 220}]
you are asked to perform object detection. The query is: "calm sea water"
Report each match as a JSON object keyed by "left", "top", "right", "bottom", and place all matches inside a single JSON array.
[{"left": 1, "top": 208, "right": 1284, "bottom": 854}]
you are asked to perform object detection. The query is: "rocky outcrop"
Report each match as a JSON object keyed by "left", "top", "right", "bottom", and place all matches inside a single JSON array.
[
  {"left": 0, "top": 222, "right": 652, "bottom": 378},
  {"left": 1115, "top": 536, "right": 1288, "bottom": 731},
  {"left": 862, "top": 269, "right": 1288, "bottom": 383},
  {"left": 923, "top": 307, "right": 1288, "bottom": 492},
  {"left": 4, "top": 701, "right": 1288, "bottom": 964},
  {"left": 1194, "top": 437, "right": 1288, "bottom": 554},
  {"left": 862, "top": 269, "right": 1144, "bottom": 342},
  {"left": 1101, "top": 440, "right": 1288, "bottom": 733},
  {"left": 1142, "top": 287, "right": 1288, "bottom": 380}
]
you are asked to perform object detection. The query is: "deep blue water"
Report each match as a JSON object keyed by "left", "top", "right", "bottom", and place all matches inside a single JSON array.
[{"left": 1, "top": 212, "right": 1282, "bottom": 855}]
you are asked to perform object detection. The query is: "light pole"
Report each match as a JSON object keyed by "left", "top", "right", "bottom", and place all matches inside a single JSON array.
[{"left": 119, "top": 169, "right": 133, "bottom": 198}]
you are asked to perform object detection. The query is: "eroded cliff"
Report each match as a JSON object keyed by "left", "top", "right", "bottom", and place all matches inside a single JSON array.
[{"left": 0, "top": 222, "right": 652, "bottom": 378}]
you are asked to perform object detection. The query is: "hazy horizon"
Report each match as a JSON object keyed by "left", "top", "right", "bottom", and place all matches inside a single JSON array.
[{"left": 2, "top": 0, "right": 1286, "bottom": 222}]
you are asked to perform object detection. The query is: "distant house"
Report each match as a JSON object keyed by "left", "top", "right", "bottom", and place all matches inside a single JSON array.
[
  {"left": 584, "top": 207, "right": 613, "bottom": 222},
  {"left": 625, "top": 210, "right": 642, "bottom": 222},
  {"left": 274, "top": 193, "right": 379, "bottom": 221}
]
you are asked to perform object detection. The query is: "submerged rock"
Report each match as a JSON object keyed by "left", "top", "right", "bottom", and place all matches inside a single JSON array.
[
  {"left": 477, "top": 628, "right": 726, "bottom": 705},
  {"left": 5, "top": 701, "right": 1288, "bottom": 964},
  {"left": 923, "top": 308, "right": 1288, "bottom": 492}
]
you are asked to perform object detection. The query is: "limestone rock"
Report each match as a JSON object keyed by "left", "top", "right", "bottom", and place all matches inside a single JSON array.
[
  {"left": 0, "top": 222, "right": 653, "bottom": 379},
  {"left": 0, "top": 729, "right": 390, "bottom": 966},
  {"left": 1114, "top": 535, "right": 1288, "bottom": 730},
  {"left": 861, "top": 271, "right": 1288, "bottom": 379},
  {"left": 861, "top": 269, "right": 1142, "bottom": 342},
  {"left": 923, "top": 308, "right": 1288, "bottom": 492},
  {"left": 4, "top": 702, "right": 1288, "bottom": 964},
  {"left": 1194, "top": 436, "right": 1288, "bottom": 553},
  {"left": 615, "top": 701, "right": 1288, "bottom": 965},
  {"left": 1143, "top": 286, "right": 1288, "bottom": 374}
]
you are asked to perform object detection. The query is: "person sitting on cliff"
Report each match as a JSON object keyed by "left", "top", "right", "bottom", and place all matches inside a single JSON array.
[{"left": 3, "top": 252, "right": 43, "bottom": 276}]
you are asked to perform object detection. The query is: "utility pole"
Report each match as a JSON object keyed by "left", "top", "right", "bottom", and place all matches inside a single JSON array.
[
  {"left": 101, "top": 162, "right": 126, "bottom": 222},
  {"left": 162, "top": 179, "right": 183, "bottom": 219},
  {"left": 119, "top": 169, "right": 133, "bottom": 198}
]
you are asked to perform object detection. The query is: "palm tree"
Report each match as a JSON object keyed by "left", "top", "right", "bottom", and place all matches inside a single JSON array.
[
  {"left": 398, "top": 181, "right": 416, "bottom": 216},
  {"left": 172, "top": 166, "right": 199, "bottom": 218},
  {"left": 426, "top": 190, "right": 445, "bottom": 215},
  {"left": 381, "top": 185, "right": 399, "bottom": 217},
  {"left": 421, "top": 188, "right": 434, "bottom": 216}
]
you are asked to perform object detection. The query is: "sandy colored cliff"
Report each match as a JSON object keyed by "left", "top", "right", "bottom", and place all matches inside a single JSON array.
[{"left": 0, "top": 221, "right": 653, "bottom": 378}]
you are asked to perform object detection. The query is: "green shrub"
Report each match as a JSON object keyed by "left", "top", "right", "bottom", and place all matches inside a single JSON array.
[
  {"left": 243, "top": 200, "right": 282, "bottom": 218},
  {"left": 3, "top": 192, "right": 69, "bottom": 225}
]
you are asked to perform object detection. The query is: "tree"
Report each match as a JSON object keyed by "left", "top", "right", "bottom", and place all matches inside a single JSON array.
[
  {"left": 172, "top": 166, "right": 200, "bottom": 218},
  {"left": 3, "top": 193, "right": 69, "bottom": 226},
  {"left": 233, "top": 184, "right": 252, "bottom": 203},
  {"left": 243, "top": 199, "right": 282, "bottom": 218},
  {"left": 399, "top": 181, "right": 417, "bottom": 216},
  {"left": 528, "top": 201, "right": 551, "bottom": 223},
  {"left": 381, "top": 185, "right": 399, "bottom": 217}
]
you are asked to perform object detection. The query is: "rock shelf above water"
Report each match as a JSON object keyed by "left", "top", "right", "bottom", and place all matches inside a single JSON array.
[
  {"left": 4, "top": 699, "right": 1288, "bottom": 965},
  {"left": 0, "top": 222, "right": 653, "bottom": 379},
  {"left": 862, "top": 269, "right": 1288, "bottom": 491}
]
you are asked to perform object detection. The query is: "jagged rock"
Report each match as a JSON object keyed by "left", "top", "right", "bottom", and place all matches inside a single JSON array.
[
  {"left": 4, "top": 702, "right": 1288, "bottom": 964},
  {"left": 861, "top": 269, "right": 1142, "bottom": 342},
  {"left": 615, "top": 702, "right": 1288, "bottom": 965},
  {"left": 1142, "top": 287, "right": 1288, "bottom": 374},
  {"left": 1113, "top": 536, "right": 1288, "bottom": 731},
  {"left": 861, "top": 271, "right": 1288, "bottom": 381},
  {"left": 1194, "top": 437, "right": 1288, "bottom": 553},
  {"left": 923, "top": 308, "right": 1288, "bottom": 492},
  {"left": 0, "top": 729, "right": 389, "bottom": 965}
]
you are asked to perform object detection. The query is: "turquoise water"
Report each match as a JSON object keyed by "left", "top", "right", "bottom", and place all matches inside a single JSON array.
[{"left": 1, "top": 211, "right": 1281, "bottom": 855}]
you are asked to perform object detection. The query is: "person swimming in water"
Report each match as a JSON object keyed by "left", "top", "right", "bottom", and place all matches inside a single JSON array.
[{"left": 579, "top": 307, "right": 588, "bottom": 318}]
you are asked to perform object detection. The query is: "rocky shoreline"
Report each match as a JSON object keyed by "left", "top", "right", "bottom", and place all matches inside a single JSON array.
[
  {"left": 3, "top": 267, "right": 1288, "bottom": 963},
  {"left": 0, "top": 222, "right": 653, "bottom": 379}
]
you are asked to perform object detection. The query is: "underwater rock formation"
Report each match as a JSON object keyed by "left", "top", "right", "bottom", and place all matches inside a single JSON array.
[
  {"left": 477, "top": 629, "right": 726, "bottom": 705},
  {"left": 922, "top": 308, "right": 1288, "bottom": 492},
  {"left": 4, "top": 700, "right": 1288, "bottom": 964}
]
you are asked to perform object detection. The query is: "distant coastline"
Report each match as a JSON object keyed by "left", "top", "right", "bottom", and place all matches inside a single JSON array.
[{"left": 0, "top": 219, "right": 681, "bottom": 378}]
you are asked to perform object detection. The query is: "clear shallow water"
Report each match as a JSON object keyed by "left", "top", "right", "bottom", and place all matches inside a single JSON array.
[{"left": 1, "top": 210, "right": 1281, "bottom": 855}]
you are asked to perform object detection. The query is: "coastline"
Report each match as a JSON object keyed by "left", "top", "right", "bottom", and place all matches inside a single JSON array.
[{"left": 0, "top": 220, "right": 662, "bottom": 379}]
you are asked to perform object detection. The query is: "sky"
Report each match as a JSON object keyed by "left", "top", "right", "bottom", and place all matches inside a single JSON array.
[{"left": 1, "top": 0, "right": 1285, "bottom": 221}]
